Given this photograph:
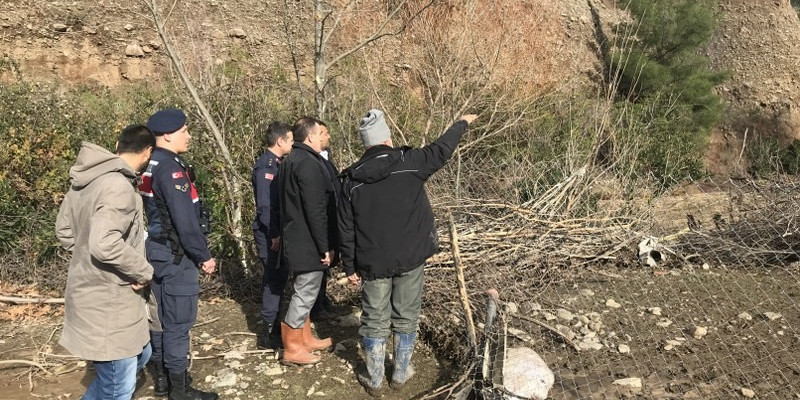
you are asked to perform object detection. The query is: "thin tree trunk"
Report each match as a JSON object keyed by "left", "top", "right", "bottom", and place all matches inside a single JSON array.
[{"left": 146, "top": 0, "right": 250, "bottom": 275}]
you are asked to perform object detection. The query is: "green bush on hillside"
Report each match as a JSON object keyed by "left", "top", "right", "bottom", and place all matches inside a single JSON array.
[{"left": 610, "top": 0, "right": 727, "bottom": 181}]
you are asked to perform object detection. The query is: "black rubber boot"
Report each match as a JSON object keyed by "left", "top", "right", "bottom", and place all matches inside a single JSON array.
[
  {"left": 149, "top": 362, "right": 168, "bottom": 397},
  {"left": 257, "top": 323, "right": 282, "bottom": 350},
  {"left": 168, "top": 371, "right": 219, "bottom": 400}
]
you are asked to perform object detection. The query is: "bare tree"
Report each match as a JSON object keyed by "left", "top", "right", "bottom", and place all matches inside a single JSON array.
[
  {"left": 287, "top": 0, "right": 439, "bottom": 118},
  {"left": 142, "top": 0, "right": 251, "bottom": 274}
]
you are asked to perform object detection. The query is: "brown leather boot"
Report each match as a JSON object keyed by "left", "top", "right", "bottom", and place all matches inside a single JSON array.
[
  {"left": 302, "top": 315, "right": 333, "bottom": 351},
  {"left": 281, "top": 322, "right": 321, "bottom": 365}
]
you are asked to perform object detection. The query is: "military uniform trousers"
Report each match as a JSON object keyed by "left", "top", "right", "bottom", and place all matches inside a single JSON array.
[{"left": 147, "top": 240, "right": 200, "bottom": 374}]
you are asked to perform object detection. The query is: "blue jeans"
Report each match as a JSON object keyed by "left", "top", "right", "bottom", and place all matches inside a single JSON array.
[{"left": 82, "top": 343, "right": 151, "bottom": 400}]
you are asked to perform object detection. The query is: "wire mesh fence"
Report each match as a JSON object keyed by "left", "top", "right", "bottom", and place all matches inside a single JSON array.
[{"left": 408, "top": 174, "right": 800, "bottom": 399}]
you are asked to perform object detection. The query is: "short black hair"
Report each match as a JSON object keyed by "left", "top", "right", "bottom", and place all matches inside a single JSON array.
[
  {"left": 116, "top": 124, "right": 155, "bottom": 154},
  {"left": 292, "top": 116, "right": 324, "bottom": 142},
  {"left": 263, "top": 121, "right": 292, "bottom": 147}
]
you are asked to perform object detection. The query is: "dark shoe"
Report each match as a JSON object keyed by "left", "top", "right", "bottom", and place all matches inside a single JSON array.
[
  {"left": 357, "top": 336, "right": 386, "bottom": 397},
  {"left": 257, "top": 323, "right": 282, "bottom": 350},
  {"left": 389, "top": 332, "right": 416, "bottom": 389},
  {"left": 281, "top": 322, "right": 321, "bottom": 365},
  {"left": 149, "top": 361, "right": 168, "bottom": 397},
  {"left": 168, "top": 371, "right": 218, "bottom": 400}
]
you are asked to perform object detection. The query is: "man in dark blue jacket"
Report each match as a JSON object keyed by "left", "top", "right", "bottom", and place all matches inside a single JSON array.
[
  {"left": 338, "top": 109, "right": 477, "bottom": 396},
  {"left": 251, "top": 121, "right": 293, "bottom": 350},
  {"left": 138, "top": 108, "right": 218, "bottom": 400},
  {"left": 277, "top": 117, "right": 337, "bottom": 365}
]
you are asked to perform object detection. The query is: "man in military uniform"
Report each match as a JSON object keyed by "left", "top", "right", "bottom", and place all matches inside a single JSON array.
[
  {"left": 138, "top": 108, "right": 218, "bottom": 400},
  {"left": 251, "top": 121, "right": 293, "bottom": 350}
]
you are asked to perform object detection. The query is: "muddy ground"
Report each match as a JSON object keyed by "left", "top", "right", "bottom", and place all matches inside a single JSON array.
[{"left": 1, "top": 264, "right": 799, "bottom": 399}]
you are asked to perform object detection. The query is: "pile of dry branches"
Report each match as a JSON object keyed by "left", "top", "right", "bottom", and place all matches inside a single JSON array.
[
  {"left": 420, "top": 196, "right": 637, "bottom": 364},
  {"left": 666, "top": 179, "right": 800, "bottom": 268}
]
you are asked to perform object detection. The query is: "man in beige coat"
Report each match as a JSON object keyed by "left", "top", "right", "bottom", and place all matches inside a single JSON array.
[{"left": 56, "top": 124, "right": 156, "bottom": 400}]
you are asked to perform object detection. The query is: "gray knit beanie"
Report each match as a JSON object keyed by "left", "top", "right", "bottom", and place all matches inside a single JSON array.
[{"left": 359, "top": 109, "right": 391, "bottom": 147}]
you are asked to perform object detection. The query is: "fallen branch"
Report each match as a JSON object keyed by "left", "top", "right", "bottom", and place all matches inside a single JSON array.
[
  {"left": 0, "top": 295, "right": 64, "bottom": 305},
  {"left": 449, "top": 213, "right": 478, "bottom": 352},
  {"left": 0, "top": 360, "right": 54, "bottom": 375},
  {"left": 194, "top": 317, "right": 220, "bottom": 328},
  {"left": 509, "top": 312, "right": 581, "bottom": 352}
]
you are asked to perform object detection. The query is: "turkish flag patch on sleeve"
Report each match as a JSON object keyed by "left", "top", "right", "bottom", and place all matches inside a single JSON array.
[
  {"left": 265, "top": 173, "right": 274, "bottom": 180},
  {"left": 172, "top": 171, "right": 184, "bottom": 179}
]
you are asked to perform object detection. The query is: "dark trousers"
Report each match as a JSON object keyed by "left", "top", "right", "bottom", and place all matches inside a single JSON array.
[
  {"left": 260, "top": 247, "right": 287, "bottom": 325},
  {"left": 147, "top": 241, "right": 199, "bottom": 374}
]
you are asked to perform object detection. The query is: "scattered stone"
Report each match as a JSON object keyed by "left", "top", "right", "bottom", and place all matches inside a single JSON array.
[
  {"left": 228, "top": 28, "right": 247, "bottom": 38},
  {"left": 578, "top": 337, "right": 603, "bottom": 351},
  {"left": 225, "top": 360, "right": 242, "bottom": 370},
  {"left": 555, "top": 324, "right": 576, "bottom": 341},
  {"left": 213, "top": 368, "right": 237, "bottom": 388},
  {"left": 588, "top": 322, "right": 602, "bottom": 332},
  {"left": 762, "top": 312, "right": 782, "bottom": 321},
  {"left": 542, "top": 312, "right": 557, "bottom": 321},
  {"left": 53, "top": 23, "right": 68, "bottom": 32},
  {"left": 605, "top": 299, "right": 622, "bottom": 308},
  {"left": 530, "top": 303, "right": 543, "bottom": 311},
  {"left": 738, "top": 312, "right": 753, "bottom": 321},
  {"left": 702, "top": 263, "right": 710, "bottom": 270},
  {"left": 505, "top": 301, "right": 519, "bottom": 314},
  {"left": 125, "top": 44, "right": 144, "bottom": 57},
  {"left": 314, "top": 392, "right": 326, "bottom": 397},
  {"left": 647, "top": 307, "right": 662, "bottom": 316},
  {"left": 124, "top": 23, "right": 134, "bottom": 31},
  {"left": 656, "top": 319, "right": 673, "bottom": 328},
  {"left": 142, "top": 45, "right": 153, "bottom": 54},
  {"left": 200, "top": 332, "right": 211, "bottom": 339},
  {"left": 271, "top": 378, "right": 283, "bottom": 385},
  {"left": 691, "top": 326, "right": 708, "bottom": 340},
  {"left": 618, "top": 344, "right": 630, "bottom": 354},
  {"left": 280, "top": 380, "right": 290, "bottom": 389},
  {"left": 265, "top": 367, "right": 283, "bottom": 376},
  {"left": 613, "top": 377, "right": 642, "bottom": 389},
  {"left": 239, "top": 382, "right": 249, "bottom": 389},
  {"left": 556, "top": 308, "right": 575, "bottom": 321},
  {"left": 332, "top": 377, "right": 346, "bottom": 384},
  {"left": 741, "top": 387, "right": 756, "bottom": 398},
  {"left": 148, "top": 40, "right": 161, "bottom": 49},
  {"left": 579, "top": 288, "right": 595, "bottom": 297}
]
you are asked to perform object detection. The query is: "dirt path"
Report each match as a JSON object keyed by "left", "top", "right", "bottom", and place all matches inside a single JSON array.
[{"left": 1, "top": 265, "right": 799, "bottom": 399}]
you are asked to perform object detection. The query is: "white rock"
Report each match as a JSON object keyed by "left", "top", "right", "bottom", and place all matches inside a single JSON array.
[
  {"left": 618, "top": 344, "right": 630, "bottom": 354},
  {"left": 702, "top": 263, "right": 710, "bottom": 270},
  {"left": 691, "top": 326, "right": 708, "bottom": 339},
  {"left": 762, "top": 312, "right": 782, "bottom": 321},
  {"left": 741, "top": 387, "right": 755, "bottom": 398},
  {"left": 605, "top": 299, "right": 622, "bottom": 308},
  {"left": 125, "top": 44, "right": 144, "bottom": 57},
  {"left": 556, "top": 309, "right": 575, "bottom": 321},
  {"left": 542, "top": 312, "right": 557, "bottom": 321},
  {"left": 502, "top": 347, "right": 554, "bottom": 400},
  {"left": 228, "top": 28, "right": 247, "bottom": 38},
  {"left": 124, "top": 23, "right": 134, "bottom": 31},
  {"left": 505, "top": 302, "right": 519, "bottom": 314},
  {"left": 555, "top": 324, "right": 576, "bottom": 341},
  {"left": 647, "top": 307, "right": 662, "bottom": 316},
  {"left": 656, "top": 319, "right": 673, "bottom": 328},
  {"left": 579, "top": 289, "right": 595, "bottom": 297},
  {"left": 53, "top": 23, "right": 68, "bottom": 32},
  {"left": 271, "top": 378, "right": 283, "bottom": 385},
  {"left": 531, "top": 303, "right": 543, "bottom": 311},
  {"left": 613, "top": 377, "right": 642, "bottom": 388},
  {"left": 200, "top": 332, "right": 211, "bottom": 338},
  {"left": 738, "top": 312, "right": 753, "bottom": 321},
  {"left": 213, "top": 369, "right": 237, "bottom": 388},
  {"left": 265, "top": 367, "right": 283, "bottom": 376}
]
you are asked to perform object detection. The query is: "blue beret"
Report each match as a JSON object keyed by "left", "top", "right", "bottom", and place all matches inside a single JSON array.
[{"left": 147, "top": 108, "right": 187, "bottom": 135}]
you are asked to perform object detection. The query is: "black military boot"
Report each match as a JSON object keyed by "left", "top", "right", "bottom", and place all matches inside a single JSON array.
[
  {"left": 149, "top": 361, "right": 168, "bottom": 397},
  {"left": 257, "top": 323, "right": 282, "bottom": 350},
  {"left": 168, "top": 371, "right": 218, "bottom": 400}
]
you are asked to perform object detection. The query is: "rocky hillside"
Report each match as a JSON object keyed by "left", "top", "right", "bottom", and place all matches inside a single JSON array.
[{"left": 1, "top": 0, "right": 799, "bottom": 170}]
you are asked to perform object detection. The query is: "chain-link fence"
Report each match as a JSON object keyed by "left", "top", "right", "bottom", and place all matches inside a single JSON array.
[{"left": 404, "top": 172, "right": 800, "bottom": 399}]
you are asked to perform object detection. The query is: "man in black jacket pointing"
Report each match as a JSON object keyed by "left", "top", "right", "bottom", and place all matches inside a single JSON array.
[{"left": 338, "top": 109, "right": 477, "bottom": 396}]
